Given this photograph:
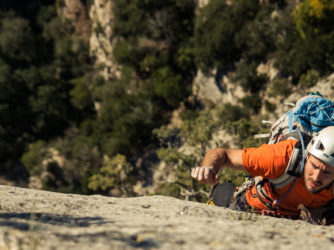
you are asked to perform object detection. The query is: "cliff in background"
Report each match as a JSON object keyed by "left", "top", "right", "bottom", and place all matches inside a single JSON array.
[{"left": 1, "top": 0, "right": 334, "bottom": 199}]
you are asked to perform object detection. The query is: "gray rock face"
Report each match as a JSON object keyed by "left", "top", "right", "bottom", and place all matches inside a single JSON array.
[
  {"left": 60, "top": 0, "right": 91, "bottom": 44},
  {"left": 89, "top": 0, "right": 120, "bottom": 80},
  {"left": 192, "top": 70, "right": 246, "bottom": 106},
  {"left": 0, "top": 185, "right": 333, "bottom": 249}
]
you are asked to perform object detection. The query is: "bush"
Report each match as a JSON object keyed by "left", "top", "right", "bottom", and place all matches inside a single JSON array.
[
  {"left": 154, "top": 182, "right": 181, "bottom": 198},
  {"left": 0, "top": 14, "right": 35, "bottom": 62},
  {"left": 234, "top": 61, "right": 268, "bottom": 93},
  {"left": 154, "top": 110, "right": 254, "bottom": 201},
  {"left": 240, "top": 94, "right": 263, "bottom": 114},
  {"left": 269, "top": 78, "right": 292, "bottom": 98},
  {"left": 88, "top": 154, "right": 135, "bottom": 196},
  {"left": 41, "top": 128, "right": 103, "bottom": 194},
  {"left": 216, "top": 103, "right": 249, "bottom": 122},
  {"left": 21, "top": 140, "right": 48, "bottom": 176},
  {"left": 293, "top": 0, "right": 334, "bottom": 39},
  {"left": 150, "top": 67, "right": 190, "bottom": 107},
  {"left": 298, "top": 69, "right": 320, "bottom": 89},
  {"left": 275, "top": 0, "right": 334, "bottom": 80},
  {"left": 194, "top": 0, "right": 263, "bottom": 73},
  {"left": 224, "top": 118, "right": 266, "bottom": 148},
  {"left": 264, "top": 100, "right": 276, "bottom": 112}
]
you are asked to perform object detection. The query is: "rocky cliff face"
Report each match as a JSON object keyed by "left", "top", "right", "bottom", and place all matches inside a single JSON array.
[
  {"left": 59, "top": 0, "right": 91, "bottom": 45},
  {"left": 192, "top": 70, "right": 247, "bottom": 106},
  {"left": 60, "top": 0, "right": 120, "bottom": 80},
  {"left": 59, "top": 0, "right": 246, "bottom": 104},
  {"left": 60, "top": 0, "right": 334, "bottom": 111},
  {"left": 89, "top": 0, "right": 120, "bottom": 80},
  {"left": 196, "top": 0, "right": 210, "bottom": 8},
  {"left": 0, "top": 185, "right": 333, "bottom": 250}
]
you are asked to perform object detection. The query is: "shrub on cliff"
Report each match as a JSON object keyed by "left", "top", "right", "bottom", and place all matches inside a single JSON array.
[{"left": 88, "top": 154, "right": 136, "bottom": 196}]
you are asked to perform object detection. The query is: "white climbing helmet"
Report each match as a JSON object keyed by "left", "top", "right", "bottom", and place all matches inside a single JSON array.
[{"left": 307, "top": 126, "right": 334, "bottom": 167}]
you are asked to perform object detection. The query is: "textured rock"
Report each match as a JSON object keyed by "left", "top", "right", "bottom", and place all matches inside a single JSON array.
[
  {"left": 59, "top": 0, "right": 91, "bottom": 44},
  {"left": 192, "top": 70, "right": 246, "bottom": 106},
  {"left": 89, "top": 0, "right": 120, "bottom": 80},
  {"left": 196, "top": 0, "right": 210, "bottom": 8},
  {"left": 0, "top": 185, "right": 333, "bottom": 250}
]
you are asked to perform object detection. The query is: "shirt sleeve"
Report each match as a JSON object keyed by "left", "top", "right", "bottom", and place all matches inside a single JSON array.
[{"left": 242, "top": 140, "right": 297, "bottom": 179}]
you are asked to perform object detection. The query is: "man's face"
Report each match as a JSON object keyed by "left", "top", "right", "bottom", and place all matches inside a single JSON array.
[{"left": 304, "top": 154, "right": 334, "bottom": 194}]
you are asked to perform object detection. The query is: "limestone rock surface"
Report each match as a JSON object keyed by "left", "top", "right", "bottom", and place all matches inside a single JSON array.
[{"left": 0, "top": 185, "right": 333, "bottom": 250}]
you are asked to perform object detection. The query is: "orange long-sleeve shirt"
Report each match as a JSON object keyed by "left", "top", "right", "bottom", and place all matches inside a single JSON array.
[{"left": 242, "top": 140, "right": 334, "bottom": 217}]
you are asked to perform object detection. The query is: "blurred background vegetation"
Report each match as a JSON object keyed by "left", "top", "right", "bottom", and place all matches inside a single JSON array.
[{"left": 0, "top": 0, "right": 333, "bottom": 201}]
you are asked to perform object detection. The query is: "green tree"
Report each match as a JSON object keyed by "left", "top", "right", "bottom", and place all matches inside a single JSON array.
[
  {"left": 194, "top": 0, "right": 261, "bottom": 73},
  {"left": 275, "top": 0, "right": 334, "bottom": 80},
  {"left": 88, "top": 154, "right": 135, "bottom": 196},
  {"left": 112, "top": 0, "right": 196, "bottom": 107},
  {"left": 0, "top": 14, "right": 35, "bottom": 63}
]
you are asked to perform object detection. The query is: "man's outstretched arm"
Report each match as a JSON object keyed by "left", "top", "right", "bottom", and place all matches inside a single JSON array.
[{"left": 191, "top": 148, "right": 244, "bottom": 185}]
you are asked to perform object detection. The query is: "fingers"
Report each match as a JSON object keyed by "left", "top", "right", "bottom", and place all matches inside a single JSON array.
[
  {"left": 204, "top": 167, "right": 210, "bottom": 180},
  {"left": 191, "top": 166, "right": 205, "bottom": 181},
  {"left": 191, "top": 166, "right": 219, "bottom": 185},
  {"left": 198, "top": 167, "right": 205, "bottom": 181},
  {"left": 191, "top": 167, "right": 200, "bottom": 179}
]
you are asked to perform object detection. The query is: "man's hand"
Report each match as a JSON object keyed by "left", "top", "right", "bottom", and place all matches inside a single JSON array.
[{"left": 191, "top": 166, "right": 219, "bottom": 185}]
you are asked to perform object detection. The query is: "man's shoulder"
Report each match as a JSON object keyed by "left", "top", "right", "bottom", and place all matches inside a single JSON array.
[
  {"left": 242, "top": 139, "right": 298, "bottom": 178},
  {"left": 276, "top": 139, "right": 298, "bottom": 147}
]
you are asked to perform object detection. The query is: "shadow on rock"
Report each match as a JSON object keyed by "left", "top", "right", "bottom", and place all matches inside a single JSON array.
[
  {"left": 0, "top": 212, "right": 107, "bottom": 229},
  {"left": 54, "top": 231, "right": 160, "bottom": 249}
]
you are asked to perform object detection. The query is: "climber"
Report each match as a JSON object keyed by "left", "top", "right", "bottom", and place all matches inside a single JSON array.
[{"left": 191, "top": 126, "right": 334, "bottom": 224}]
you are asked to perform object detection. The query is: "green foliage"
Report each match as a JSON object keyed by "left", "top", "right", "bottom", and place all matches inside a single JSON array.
[
  {"left": 154, "top": 109, "right": 253, "bottom": 201},
  {"left": 93, "top": 0, "right": 197, "bottom": 161},
  {"left": 156, "top": 145, "right": 211, "bottom": 202},
  {"left": 234, "top": 62, "right": 268, "bottom": 112},
  {"left": 93, "top": 74, "right": 157, "bottom": 157},
  {"left": 150, "top": 67, "right": 190, "bottom": 107},
  {"left": 235, "top": 61, "right": 268, "bottom": 93},
  {"left": 0, "top": 14, "right": 35, "bottom": 62},
  {"left": 70, "top": 75, "right": 95, "bottom": 112},
  {"left": 175, "top": 41, "right": 196, "bottom": 72},
  {"left": 234, "top": 5, "right": 276, "bottom": 62},
  {"left": 154, "top": 182, "right": 181, "bottom": 197},
  {"left": 219, "top": 168, "right": 245, "bottom": 186},
  {"left": 293, "top": 0, "right": 334, "bottom": 39},
  {"left": 154, "top": 112, "right": 214, "bottom": 201},
  {"left": 194, "top": 0, "right": 263, "bottom": 73},
  {"left": 240, "top": 94, "right": 263, "bottom": 114},
  {"left": 264, "top": 100, "right": 277, "bottom": 112},
  {"left": 215, "top": 104, "right": 248, "bottom": 122},
  {"left": 275, "top": 0, "right": 334, "bottom": 80},
  {"left": 298, "top": 69, "right": 320, "bottom": 88},
  {"left": 112, "top": 0, "right": 196, "bottom": 111},
  {"left": 21, "top": 140, "right": 47, "bottom": 176},
  {"left": 0, "top": 2, "right": 94, "bottom": 191},
  {"left": 0, "top": 60, "right": 33, "bottom": 161},
  {"left": 0, "top": 126, "right": 23, "bottom": 163},
  {"left": 88, "top": 154, "right": 135, "bottom": 196},
  {"left": 269, "top": 78, "right": 293, "bottom": 98},
  {"left": 180, "top": 113, "right": 217, "bottom": 148},
  {"left": 181, "top": 109, "right": 200, "bottom": 121},
  {"left": 224, "top": 118, "right": 266, "bottom": 148},
  {"left": 46, "top": 129, "right": 102, "bottom": 194},
  {"left": 112, "top": 0, "right": 147, "bottom": 38}
]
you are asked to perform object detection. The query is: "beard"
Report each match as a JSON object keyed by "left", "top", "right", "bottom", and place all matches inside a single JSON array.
[{"left": 304, "top": 176, "right": 334, "bottom": 194}]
